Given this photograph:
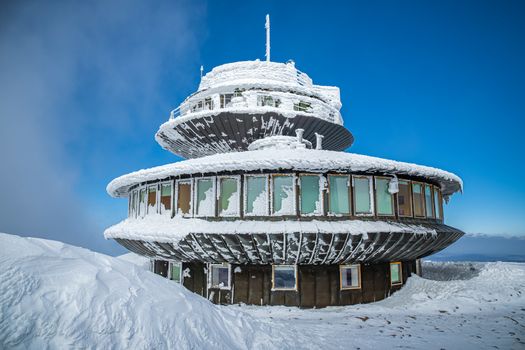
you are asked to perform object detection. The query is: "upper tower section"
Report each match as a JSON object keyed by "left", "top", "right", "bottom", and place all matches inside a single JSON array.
[{"left": 156, "top": 59, "right": 354, "bottom": 159}]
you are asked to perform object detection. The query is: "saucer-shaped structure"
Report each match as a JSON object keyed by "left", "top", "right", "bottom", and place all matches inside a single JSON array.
[{"left": 155, "top": 60, "right": 354, "bottom": 159}]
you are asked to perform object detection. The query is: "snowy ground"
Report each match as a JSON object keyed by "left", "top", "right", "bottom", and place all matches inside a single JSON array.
[{"left": 1, "top": 233, "right": 524, "bottom": 349}]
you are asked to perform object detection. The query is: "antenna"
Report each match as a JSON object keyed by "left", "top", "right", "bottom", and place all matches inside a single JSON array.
[
  {"left": 200, "top": 65, "right": 204, "bottom": 79},
  {"left": 265, "top": 14, "right": 270, "bottom": 62}
]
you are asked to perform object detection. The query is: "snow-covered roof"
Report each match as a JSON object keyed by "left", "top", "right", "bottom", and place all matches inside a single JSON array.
[
  {"left": 104, "top": 215, "right": 439, "bottom": 243},
  {"left": 107, "top": 148, "right": 463, "bottom": 197}
]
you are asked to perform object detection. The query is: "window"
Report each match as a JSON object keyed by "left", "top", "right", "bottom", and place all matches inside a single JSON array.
[
  {"left": 160, "top": 183, "right": 172, "bottom": 215},
  {"left": 272, "top": 265, "right": 297, "bottom": 291},
  {"left": 257, "top": 95, "right": 281, "bottom": 108},
  {"left": 375, "top": 177, "right": 394, "bottom": 216},
  {"left": 299, "top": 175, "right": 322, "bottom": 215},
  {"left": 434, "top": 187, "right": 442, "bottom": 220},
  {"left": 147, "top": 185, "right": 157, "bottom": 214},
  {"left": 340, "top": 264, "right": 361, "bottom": 290},
  {"left": 293, "top": 101, "right": 311, "bottom": 112},
  {"left": 244, "top": 175, "right": 269, "bottom": 216},
  {"left": 425, "top": 185, "right": 434, "bottom": 218},
  {"left": 209, "top": 263, "right": 230, "bottom": 289},
  {"left": 176, "top": 180, "right": 192, "bottom": 216},
  {"left": 169, "top": 262, "right": 182, "bottom": 283},
  {"left": 195, "top": 178, "right": 215, "bottom": 217},
  {"left": 191, "top": 100, "right": 204, "bottom": 112},
  {"left": 139, "top": 188, "right": 147, "bottom": 217},
  {"left": 204, "top": 97, "right": 213, "bottom": 110},
  {"left": 397, "top": 180, "right": 412, "bottom": 217},
  {"left": 130, "top": 190, "right": 138, "bottom": 218},
  {"left": 218, "top": 177, "right": 240, "bottom": 217},
  {"left": 353, "top": 176, "right": 374, "bottom": 216},
  {"left": 272, "top": 175, "right": 295, "bottom": 215},
  {"left": 328, "top": 175, "right": 351, "bottom": 215},
  {"left": 412, "top": 183, "right": 425, "bottom": 217},
  {"left": 390, "top": 262, "right": 402, "bottom": 285},
  {"left": 220, "top": 94, "right": 233, "bottom": 108}
]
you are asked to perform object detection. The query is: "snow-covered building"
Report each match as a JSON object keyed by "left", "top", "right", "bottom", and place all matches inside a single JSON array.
[{"left": 105, "top": 32, "right": 464, "bottom": 307}]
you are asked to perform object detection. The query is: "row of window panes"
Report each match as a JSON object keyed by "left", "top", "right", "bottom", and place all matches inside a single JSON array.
[
  {"left": 129, "top": 175, "right": 443, "bottom": 220},
  {"left": 204, "top": 262, "right": 402, "bottom": 291}
]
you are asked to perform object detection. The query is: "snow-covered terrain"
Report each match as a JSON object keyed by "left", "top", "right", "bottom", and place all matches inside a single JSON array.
[{"left": 1, "top": 233, "right": 524, "bottom": 349}]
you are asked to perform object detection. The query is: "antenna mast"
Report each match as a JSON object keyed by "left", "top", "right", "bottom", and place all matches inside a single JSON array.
[
  {"left": 265, "top": 14, "right": 270, "bottom": 62},
  {"left": 200, "top": 65, "right": 204, "bottom": 79}
]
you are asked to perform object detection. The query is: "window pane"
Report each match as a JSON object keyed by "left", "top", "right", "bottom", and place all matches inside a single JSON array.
[
  {"left": 147, "top": 186, "right": 157, "bottom": 214},
  {"left": 131, "top": 191, "right": 137, "bottom": 217},
  {"left": 170, "top": 263, "right": 181, "bottom": 283},
  {"left": 412, "top": 183, "right": 425, "bottom": 217},
  {"left": 329, "top": 175, "right": 350, "bottom": 215},
  {"left": 177, "top": 182, "right": 191, "bottom": 215},
  {"left": 300, "top": 175, "right": 321, "bottom": 215},
  {"left": 434, "top": 188, "right": 442, "bottom": 219},
  {"left": 425, "top": 185, "right": 434, "bottom": 218},
  {"left": 354, "top": 177, "right": 372, "bottom": 214},
  {"left": 196, "top": 179, "right": 214, "bottom": 216},
  {"left": 390, "top": 263, "right": 401, "bottom": 284},
  {"left": 272, "top": 176, "right": 294, "bottom": 215},
  {"left": 139, "top": 189, "right": 146, "bottom": 217},
  {"left": 273, "top": 266, "right": 296, "bottom": 289},
  {"left": 211, "top": 265, "right": 229, "bottom": 288},
  {"left": 245, "top": 176, "right": 267, "bottom": 215},
  {"left": 160, "top": 184, "right": 172, "bottom": 214},
  {"left": 398, "top": 181, "right": 412, "bottom": 217},
  {"left": 218, "top": 178, "right": 239, "bottom": 216},
  {"left": 341, "top": 265, "right": 360, "bottom": 288},
  {"left": 376, "top": 178, "right": 394, "bottom": 215}
]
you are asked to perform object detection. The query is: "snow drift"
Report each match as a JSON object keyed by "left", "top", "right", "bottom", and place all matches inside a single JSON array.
[{"left": 0, "top": 233, "right": 285, "bottom": 349}]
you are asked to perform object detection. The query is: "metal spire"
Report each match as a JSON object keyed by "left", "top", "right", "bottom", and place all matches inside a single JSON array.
[{"left": 265, "top": 14, "right": 270, "bottom": 62}]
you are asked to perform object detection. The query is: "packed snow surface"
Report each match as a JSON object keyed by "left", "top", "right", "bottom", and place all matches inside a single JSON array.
[
  {"left": 107, "top": 148, "right": 463, "bottom": 198},
  {"left": 2, "top": 233, "right": 523, "bottom": 349}
]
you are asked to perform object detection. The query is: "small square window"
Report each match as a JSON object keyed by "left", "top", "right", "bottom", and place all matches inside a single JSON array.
[
  {"left": 169, "top": 262, "right": 182, "bottom": 283},
  {"left": 340, "top": 264, "right": 361, "bottom": 290},
  {"left": 209, "top": 263, "right": 230, "bottom": 289},
  {"left": 272, "top": 265, "right": 297, "bottom": 291},
  {"left": 390, "top": 262, "right": 402, "bottom": 286}
]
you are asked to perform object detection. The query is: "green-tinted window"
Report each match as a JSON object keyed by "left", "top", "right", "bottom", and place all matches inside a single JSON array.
[
  {"left": 245, "top": 176, "right": 267, "bottom": 216},
  {"left": 160, "top": 184, "right": 172, "bottom": 214},
  {"left": 219, "top": 177, "right": 239, "bottom": 216},
  {"left": 354, "top": 177, "right": 373, "bottom": 215},
  {"left": 434, "top": 188, "right": 442, "bottom": 220},
  {"left": 272, "top": 176, "right": 294, "bottom": 215},
  {"left": 196, "top": 178, "right": 214, "bottom": 216},
  {"left": 412, "top": 183, "right": 425, "bottom": 217},
  {"left": 425, "top": 185, "right": 434, "bottom": 218},
  {"left": 300, "top": 175, "right": 321, "bottom": 215},
  {"left": 328, "top": 175, "right": 350, "bottom": 215},
  {"left": 376, "top": 178, "right": 394, "bottom": 216},
  {"left": 170, "top": 263, "right": 181, "bottom": 283},
  {"left": 390, "top": 262, "right": 402, "bottom": 284}
]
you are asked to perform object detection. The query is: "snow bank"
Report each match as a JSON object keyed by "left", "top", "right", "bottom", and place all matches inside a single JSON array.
[
  {"left": 107, "top": 148, "right": 463, "bottom": 198},
  {"left": 0, "top": 233, "right": 287, "bottom": 349},
  {"left": 104, "top": 215, "right": 437, "bottom": 243},
  {"left": 117, "top": 252, "right": 150, "bottom": 270}
]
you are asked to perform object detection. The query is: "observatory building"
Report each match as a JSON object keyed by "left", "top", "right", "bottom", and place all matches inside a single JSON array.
[{"left": 105, "top": 18, "right": 463, "bottom": 308}]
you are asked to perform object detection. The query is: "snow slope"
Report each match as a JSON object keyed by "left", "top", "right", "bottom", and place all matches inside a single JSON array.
[{"left": 0, "top": 233, "right": 288, "bottom": 350}]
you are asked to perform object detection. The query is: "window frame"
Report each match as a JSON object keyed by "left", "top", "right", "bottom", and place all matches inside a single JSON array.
[
  {"left": 217, "top": 175, "right": 241, "bottom": 217},
  {"left": 138, "top": 187, "right": 147, "bottom": 218},
  {"left": 339, "top": 264, "right": 362, "bottom": 290},
  {"left": 208, "top": 263, "right": 231, "bottom": 290},
  {"left": 298, "top": 173, "right": 324, "bottom": 216},
  {"left": 159, "top": 181, "right": 174, "bottom": 216},
  {"left": 270, "top": 174, "right": 297, "bottom": 216},
  {"left": 168, "top": 261, "right": 183, "bottom": 283},
  {"left": 243, "top": 174, "right": 270, "bottom": 217},
  {"left": 434, "top": 187, "right": 443, "bottom": 221},
  {"left": 327, "top": 173, "right": 352, "bottom": 217},
  {"left": 175, "top": 178, "right": 193, "bottom": 217},
  {"left": 271, "top": 264, "right": 298, "bottom": 291},
  {"left": 425, "top": 184, "right": 435, "bottom": 219},
  {"left": 352, "top": 175, "right": 375, "bottom": 216},
  {"left": 390, "top": 261, "right": 403, "bottom": 286},
  {"left": 146, "top": 184, "right": 158, "bottom": 215},
  {"left": 397, "top": 179, "right": 413, "bottom": 218},
  {"left": 374, "top": 176, "right": 395, "bottom": 217},
  {"left": 411, "top": 181, "right": 426, "bottom": 218},
  {"left": 193, "top": 176, "right": 216, "bottom": 218}
]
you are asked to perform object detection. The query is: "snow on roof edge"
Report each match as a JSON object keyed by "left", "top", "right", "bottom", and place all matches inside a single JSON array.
[{"left": 106, "top": 149, "right": 463, "bottom": 198}]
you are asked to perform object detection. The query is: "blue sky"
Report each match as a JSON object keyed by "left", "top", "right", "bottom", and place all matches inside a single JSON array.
[{"left": 1, "top": 0, "right": 524, "bottom": 255}]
